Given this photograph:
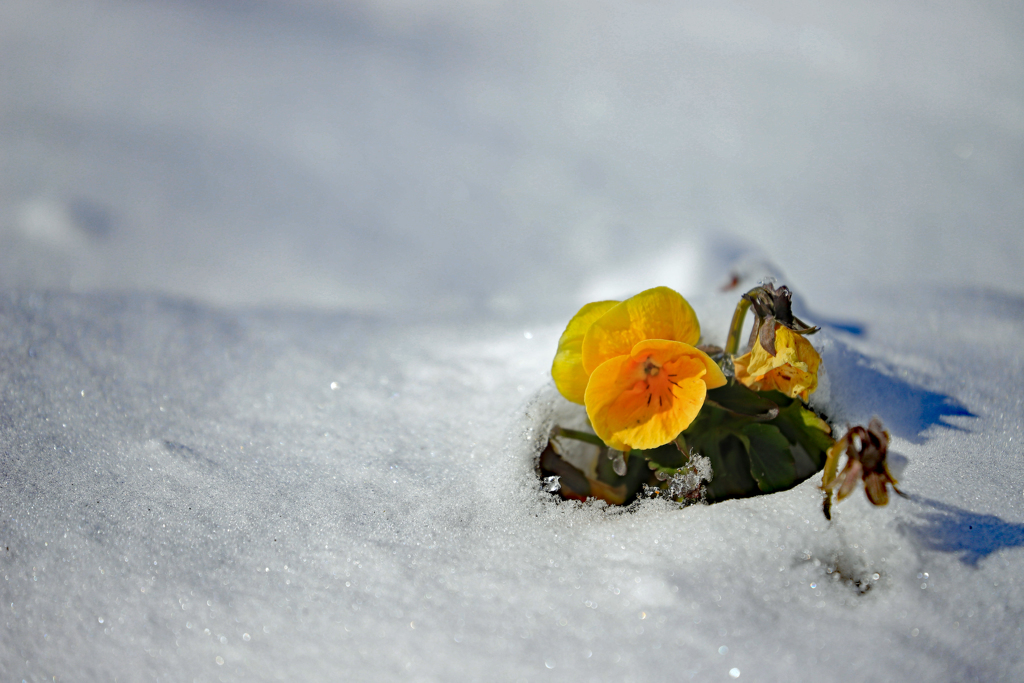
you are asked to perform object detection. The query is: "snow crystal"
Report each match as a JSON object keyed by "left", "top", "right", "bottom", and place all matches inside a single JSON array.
[{"left": 663, "top": 453, "right": 713, "bottom": 502}]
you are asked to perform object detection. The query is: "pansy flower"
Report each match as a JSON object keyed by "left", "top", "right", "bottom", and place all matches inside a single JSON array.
[{"left": 552, "top": 287, "right": 726, "bottom": 451}]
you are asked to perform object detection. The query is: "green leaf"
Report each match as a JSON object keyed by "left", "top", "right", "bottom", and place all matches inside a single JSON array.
[
  {"left": 766, "top": 399, "right": 834, "bottom": 469},
  {"left": 706, "top": 434, "right": 762, "bottom": 500},
  {"left": 705, "top": 380, "right": 780, "bottom": 421},
  {"left": 681, "top": 405, "right": 759, "bottom": 500},
  {"left": 757, "top": 389, "right": 796, "bottom": 407},
  {"left": 741, "top": 423, "right": 798, "bottom": 493},
  {"left": 640, "top": 441, "right": 688, "bottom": 470}
]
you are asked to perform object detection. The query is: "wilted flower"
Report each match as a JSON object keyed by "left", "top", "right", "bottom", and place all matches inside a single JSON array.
[
  {"left": 742, "top": 283, "right": 818, "bottom": 356},
  {"left": 821, "top": 418, "right": 904, "bottom": 518},
  {"left": 723, "top": 282, "right": 821, "bottom": 400},
  {"left": 733, "top": 325, "right": 821, "bottom": 400},
  {"left": 551, "top": 287, "right": 726, "bottom": 451}
]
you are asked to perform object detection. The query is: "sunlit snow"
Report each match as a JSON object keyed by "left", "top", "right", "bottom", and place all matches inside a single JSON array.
[{"left": 2, "top": 1, "right": 1023, "bottom": 681}]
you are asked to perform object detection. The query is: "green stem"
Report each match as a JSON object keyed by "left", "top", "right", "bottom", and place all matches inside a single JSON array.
[
  {"left": 556, "top": 428, "right": 606, "bottom": 448},
  {"left": 724, "top": 288, "right": 761, "bottom": 356},
  {"left": 820, "top": 439, "right": 844, "bottom": 521}
]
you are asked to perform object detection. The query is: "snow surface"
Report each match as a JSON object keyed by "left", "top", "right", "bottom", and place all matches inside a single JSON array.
[{"left": 2, "top": 1, "right": 1023, "bottom": 681}]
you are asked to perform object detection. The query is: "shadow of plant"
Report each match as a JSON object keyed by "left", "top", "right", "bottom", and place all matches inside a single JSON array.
[
  {"left": 902, "top": 495, "right": 1024, "bottom": 567},
  {"left": 823, "top": 341, "right": 975, "bottom": 444}
]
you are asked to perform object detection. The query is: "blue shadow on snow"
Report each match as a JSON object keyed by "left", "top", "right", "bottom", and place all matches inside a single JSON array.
[
  {"left": 790, "top": 292, "right": 867, "bottom": 337},
  {"left": 902, "top": 495, "right": 1024, "bottom": 567},
  {"left": 822, "top": 341, "right": 976, "bottom": 444}
]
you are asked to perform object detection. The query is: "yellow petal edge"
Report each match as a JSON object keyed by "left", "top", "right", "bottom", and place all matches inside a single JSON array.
[
  {"left": 551, "top": 300, "right": 619, "bottom": 404},
  {"left": 581, "top": 287, "right": 701, "bottom": 375}
]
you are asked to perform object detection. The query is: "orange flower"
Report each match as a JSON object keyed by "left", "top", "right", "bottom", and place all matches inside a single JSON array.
[
  {"left": 552, "top": 287, "right": 726, "bottom": 451},
  {"left": 733, "top": 325, "right": 820, "bottom": 401}
]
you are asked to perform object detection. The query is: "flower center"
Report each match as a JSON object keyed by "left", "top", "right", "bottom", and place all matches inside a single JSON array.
[{"left": 643, "top": 357, "right": 660, "bottom": 377}]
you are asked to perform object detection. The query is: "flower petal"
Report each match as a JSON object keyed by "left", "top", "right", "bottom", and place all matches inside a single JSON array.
[
  {"left": 759, "top": 366, "right": 817, "bottom": 401},
  {"left": 863, "top": 472, "right": 890, "bottom": 506},
  {"left": 584, "top": 339, "right": 715, "bottom": 451},
  {"left": 641, "top": 339, "right": 728, "bottom": 391},
  {"left": 581, "top": 287, "right": 701, "bottom": 374},
  {"left": 732, "top": 350, "right": 755, "bottom": 386},
  {"left": 836, "top": 460, "right": 863, "bottom": 500},
  {"left": 734, "top": 326, "right": 820, "bottom": 400},
  {"left": 551, "top": 300, "right": 619, "bottom": 404}
]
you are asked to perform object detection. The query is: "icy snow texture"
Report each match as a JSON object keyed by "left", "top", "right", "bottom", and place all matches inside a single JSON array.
[{"left": 2, "top": 1, "right": 1024, "bottom": 681}]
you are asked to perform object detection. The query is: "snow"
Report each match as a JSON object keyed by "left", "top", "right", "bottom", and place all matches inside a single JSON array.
[{"left": 2, "top": 1, "right": 1023, "bottom": 681}]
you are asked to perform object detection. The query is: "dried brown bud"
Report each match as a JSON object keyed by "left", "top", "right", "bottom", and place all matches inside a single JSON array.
[
  {"left": 821, "top": 418, "right": 905, "bottom": 519},
  {"left": 743, "top": 284, "right": 819, "bottom": 357}
]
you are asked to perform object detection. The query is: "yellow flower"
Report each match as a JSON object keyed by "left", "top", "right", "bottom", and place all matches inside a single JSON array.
[
  {"left": 733, "top": 325, "right": 820, "bottom": 401},
  {"left": 551, "top": 287, "right": 726, "bottom": 451}
]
